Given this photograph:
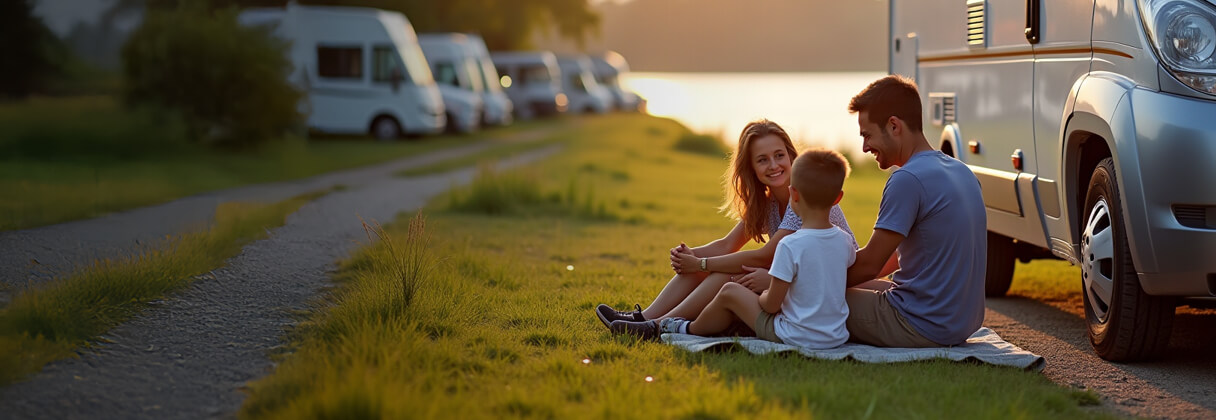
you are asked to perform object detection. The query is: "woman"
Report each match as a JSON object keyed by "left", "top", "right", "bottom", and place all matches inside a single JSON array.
[{"left": 595, "top": 120, "right": 858, "bottom": 328}]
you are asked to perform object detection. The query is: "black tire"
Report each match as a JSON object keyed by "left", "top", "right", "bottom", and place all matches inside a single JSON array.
[
  {"left": 371, "top": 116, "right": 401, "bottom": 141},
  {"left": 985, "top": 231, "right": 1016, "bottom": 297},
  {"left": 1081, "top": 157, "right": 1174, "bottom": 361}
]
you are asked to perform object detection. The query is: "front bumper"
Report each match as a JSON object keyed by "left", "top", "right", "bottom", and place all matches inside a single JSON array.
[{"left": 1124, "top": 88, "right": 1216, "bottom": 295}]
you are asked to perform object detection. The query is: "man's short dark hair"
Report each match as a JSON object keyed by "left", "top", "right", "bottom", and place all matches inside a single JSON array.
[{"left": 848, "top": 75, "right": 923, "bottom": 134}]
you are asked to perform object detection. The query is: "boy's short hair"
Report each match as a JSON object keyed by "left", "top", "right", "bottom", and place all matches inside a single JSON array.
[
  {"left": 848, "top": 75, "right": 923, "bottom": 134},
  {"left": 791, "top": 149, "right": 850, "bottom": 208}
]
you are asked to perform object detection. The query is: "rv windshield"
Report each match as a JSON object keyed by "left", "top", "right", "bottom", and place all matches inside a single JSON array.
[
  {"left": 400, "top": 43, "right": 434, "bottom": 86},
  {"left": 477, "top": 58, "right": 502, "bottom": 93},
  {"left": 462, "top": 58, "right": 485, "bottom": 93}
]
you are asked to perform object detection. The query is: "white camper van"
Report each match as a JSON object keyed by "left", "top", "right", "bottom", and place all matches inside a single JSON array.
[
  {"left": 491, "top": 51, "right": 567, "bottom": 119},
  {"left": 418, "top": 33, "right": 484, "bottom": 133},
  {"left": 238, "top": 4, "right": 445, "bottom": 140},
  {"left": 556, "top": 55, "right": 613, "bottom": 114},
  {"left": 590, "top": 51, "right": 643, "bottom": 112},
  {"left": 461, "top": 34, "right": 514, "bottom": 126},
  {"left": 891, "top": 0, "right": 1216, "bottom": 361}
]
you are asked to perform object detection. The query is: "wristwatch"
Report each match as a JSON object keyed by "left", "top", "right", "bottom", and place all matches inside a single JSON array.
[{"left": 700, "top": 257, "right": 707, "bottom": 272}]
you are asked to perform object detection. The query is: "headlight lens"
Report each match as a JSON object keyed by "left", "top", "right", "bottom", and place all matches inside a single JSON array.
[{"left": 1140, "top": 0, "right": 1216, "bottom": 95}]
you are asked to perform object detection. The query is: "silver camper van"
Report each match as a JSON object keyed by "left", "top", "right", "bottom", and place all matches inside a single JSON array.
[
  {"left": 491, "top": 51, "right": 567, "bottom": 119},
  {"left": 418, "top": 33, "right": 484, "bottom": 133},
  {"left": 238, "top": 4, "right": 445, "bottom": 139},
  {"left": 890, "top": 0, "right": 1216, "bottom": 361}
]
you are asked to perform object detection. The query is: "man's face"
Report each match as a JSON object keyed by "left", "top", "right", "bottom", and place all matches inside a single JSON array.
[{"left": 858, "top": 111, "right": 898, "bottom": 170}]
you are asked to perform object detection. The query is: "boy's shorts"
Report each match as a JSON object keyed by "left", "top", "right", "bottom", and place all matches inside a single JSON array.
[{"left": 754, "top": 311, "right": 784, "bottom": 344}]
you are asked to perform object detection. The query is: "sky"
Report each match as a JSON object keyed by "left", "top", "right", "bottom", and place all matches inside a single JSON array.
[{"left": 537, "top": 0, "right": 889, "bottom": 72}]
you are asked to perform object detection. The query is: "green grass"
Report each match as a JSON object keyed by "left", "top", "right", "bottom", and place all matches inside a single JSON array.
[
  {"left": 0, "top": 189, "right": 328, "bottom": 385},
  {"left": 239, "top": 114, "right": 1117, "bottom": 419},
  {"left": 395, "top": 130, "right": 568, "bottom": 177},
  {"left": 673, "top": 132, "right": 730, "bottom": 157},
  {"left": 0, "top": 96, "right": 545, "bottom": 231}
]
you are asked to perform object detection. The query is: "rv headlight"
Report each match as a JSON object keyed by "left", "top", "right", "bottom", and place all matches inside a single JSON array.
[{"left": 1139, "top": 0, "right": 1216, "bottom": 95}]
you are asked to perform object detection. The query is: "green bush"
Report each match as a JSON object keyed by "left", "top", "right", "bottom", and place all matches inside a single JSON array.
[
  {"left": 121, "top": 4, "right": 302, "bottom": 147},
  {"left": 673, "top": 132, "right": 729, "bottom": 157}
]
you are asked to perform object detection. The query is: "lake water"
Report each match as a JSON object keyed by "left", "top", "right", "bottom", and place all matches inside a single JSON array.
[{"left": 621, "top": 72, "right": 886, "bottom": 158}]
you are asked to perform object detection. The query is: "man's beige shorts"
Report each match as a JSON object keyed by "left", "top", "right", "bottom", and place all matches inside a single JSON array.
[{"left": 845, "top": 284, "right": 940, "bottom": 348}]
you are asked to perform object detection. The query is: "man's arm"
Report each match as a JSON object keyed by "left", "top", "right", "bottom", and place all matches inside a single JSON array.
[{"left": 846, "top": 229, "right": 905, "bottom": 288}]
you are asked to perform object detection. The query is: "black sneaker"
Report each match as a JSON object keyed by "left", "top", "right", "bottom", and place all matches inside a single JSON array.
[
  {"left": 595, "top": 303, "right": 645, "bottom": 329},
  {"left": 610, "top": 319, "right": 661, "bottom": 341}
]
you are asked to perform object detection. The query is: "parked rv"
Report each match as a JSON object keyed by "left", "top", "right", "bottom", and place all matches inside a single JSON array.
[
  {"left": 418, "top": 34, "right": 484, "bottom": 133},
  {"left": 238, "top": 4, "right": 445, "bottom": 140},
  {"left": 491, "top": 51, "right": 567, "bottom": 119},
  {"left": 890, "top": 0, "right": 1216, "bottom": 361},
  {"left": 556, "top": 55, "right": 614, "bottom": 114},
  {"left": 590, "top": 51, "right": 644, "bottom": 112},
  {"left": 461, "top": 34, "right": 514, "bottom": 126}
]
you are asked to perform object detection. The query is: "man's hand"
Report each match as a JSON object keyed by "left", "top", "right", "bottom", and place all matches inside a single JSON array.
[{"left": 734, "top": 265, "right": 771, "bottom": 293}]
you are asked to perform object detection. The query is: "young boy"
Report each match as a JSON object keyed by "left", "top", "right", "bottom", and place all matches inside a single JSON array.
[{"left": 611, "top": 149, "right": 856, "bottom": 348}]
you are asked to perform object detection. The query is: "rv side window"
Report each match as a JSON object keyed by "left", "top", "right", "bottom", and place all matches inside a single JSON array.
[
  {"left": 521, "top": 65, "right": 550, "bottom": 85},
  {"left": 372, "top": 46, "right": 408, "bottom": 83},
  {"left": 317, "top": 46, "right": 363, "bottom": 80},
  {"left": 570, "top": 74, "right": 586, "bottom": 92},
  {"left": 433, "top": 62, "right": 459, "bottom": 87}
]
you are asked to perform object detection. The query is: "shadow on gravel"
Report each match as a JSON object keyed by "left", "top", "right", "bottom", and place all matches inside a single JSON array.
[{"left": 987, "top": 296, "right": 1216, "bottom": 414}]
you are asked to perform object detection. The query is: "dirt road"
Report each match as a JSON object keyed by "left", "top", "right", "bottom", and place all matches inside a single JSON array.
[{"left": 987, "top": 297, "right": 1216, "bottom": 419}]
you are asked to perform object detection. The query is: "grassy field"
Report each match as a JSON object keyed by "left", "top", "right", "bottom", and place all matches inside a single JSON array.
[
  {"left": 0, "top": 96, "right": 549, "bottom": 231},
  {"left": 0, "top": 190, "right": 328, "bottom": 385},
  {"left": 240, "top": 114, "right": 1114, "bottom": 419}
]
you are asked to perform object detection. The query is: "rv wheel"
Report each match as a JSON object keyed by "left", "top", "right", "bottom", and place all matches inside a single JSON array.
[
  {"left": 371, "top": 116, "right": 401, "bottom": 141},
  {"left": 1081, "top": 157, "right": 1173, "bottom": 361}
]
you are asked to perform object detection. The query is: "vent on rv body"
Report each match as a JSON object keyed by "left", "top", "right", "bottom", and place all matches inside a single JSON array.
[
  {"left": 929, "top": 93, "right": 957, "bottom": 126},
  {"left": 967, "top": 0, "right": 986, "bottom": 49}
]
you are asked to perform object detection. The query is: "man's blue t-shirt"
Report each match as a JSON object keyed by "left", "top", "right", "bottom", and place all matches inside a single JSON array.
[{"left": 875, "top": 151, "right": 986, "bottom": 345}]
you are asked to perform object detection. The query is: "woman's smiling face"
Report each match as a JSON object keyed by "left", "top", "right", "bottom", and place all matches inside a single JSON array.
[{"left": 749, "top": 134, "right": 792, "bottom": 189}]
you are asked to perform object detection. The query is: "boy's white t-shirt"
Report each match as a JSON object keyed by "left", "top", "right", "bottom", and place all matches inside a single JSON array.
[{"left": 767, "top": 226, "right": 856, "bottom": 349}]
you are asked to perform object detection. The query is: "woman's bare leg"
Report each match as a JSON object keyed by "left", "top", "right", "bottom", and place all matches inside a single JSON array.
[
  {"left": 641, "top": 271, "right": 708, "bottom": 319},
  {"left": 656, "top": 272, "right": 734, "bottom": 320}
]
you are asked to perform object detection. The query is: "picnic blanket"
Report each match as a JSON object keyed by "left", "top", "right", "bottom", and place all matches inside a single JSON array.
[{"left": 661, "top": 327, "right": 1045, "bottom": 371}]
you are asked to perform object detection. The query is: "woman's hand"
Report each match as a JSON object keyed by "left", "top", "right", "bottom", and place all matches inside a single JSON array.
[
  {"left": 670, "top": 242, "right": 698, "bottom": 274},
  {"left": 734, "top": 265, "right": 771, "bottom": 293}
]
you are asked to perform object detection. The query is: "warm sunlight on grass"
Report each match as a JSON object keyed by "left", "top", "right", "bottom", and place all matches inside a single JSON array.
[
  {"left": 0, "top": 190, "right": 327, "bottom": 385},
  {"left": 240, "top": 114, "right": 1112, "bottom": 419}
]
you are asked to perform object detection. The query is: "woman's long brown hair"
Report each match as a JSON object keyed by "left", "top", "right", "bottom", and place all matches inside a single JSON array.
[{"left": 720, "top": 120, "right": 799, "bottom": 243}]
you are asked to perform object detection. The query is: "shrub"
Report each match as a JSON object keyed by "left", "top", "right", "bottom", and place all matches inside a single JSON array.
[
  {"left": 674, "top": 132, "right": 729, "bottom": 157},
  {"left": 121, "top": 4, "right": 302, "bottom": 147}
]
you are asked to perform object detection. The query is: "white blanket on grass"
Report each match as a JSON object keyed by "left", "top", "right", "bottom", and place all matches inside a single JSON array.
[{"left": 661, "top": 327, "right": 1045, "bottom": 371}]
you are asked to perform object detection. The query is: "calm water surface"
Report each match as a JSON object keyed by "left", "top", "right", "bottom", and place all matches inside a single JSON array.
[{"left": 621, "top": 72, "right": 885, "bottom": 156}]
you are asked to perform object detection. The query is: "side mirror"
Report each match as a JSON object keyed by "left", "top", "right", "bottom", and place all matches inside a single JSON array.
[{"left": 391, "top": 68, "right": 403, "bottom": 92}]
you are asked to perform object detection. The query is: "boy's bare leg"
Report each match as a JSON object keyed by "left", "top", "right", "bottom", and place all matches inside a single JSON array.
[
  {"left": 641, "top": 271, "right": 709, "bottom": 319},
  {"left": 654, "top": 272, "right": 733, "bottom": 320},
  {"left": 688, "top": 283, "right": 763, "bottom": 336}
]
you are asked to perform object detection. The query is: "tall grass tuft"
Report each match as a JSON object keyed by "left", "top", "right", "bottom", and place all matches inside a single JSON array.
[
  {"left": 359, "top": 213, "right": 432, "bottom": 309},
  {"left": 673, "top": 132, "right": 729, "bottom": 157}
]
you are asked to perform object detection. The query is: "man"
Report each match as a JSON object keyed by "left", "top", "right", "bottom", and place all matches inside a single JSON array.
[{"left": 844, "top": 75, "right": 986, "bottom": 347}]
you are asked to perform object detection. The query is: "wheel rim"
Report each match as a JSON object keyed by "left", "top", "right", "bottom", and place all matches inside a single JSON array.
[
  {"left": 374, "top": 119, "right": 397, "bottom": 140},
  {"left": 1082, "top": 198, "right": 1117, "bottom": 322}
]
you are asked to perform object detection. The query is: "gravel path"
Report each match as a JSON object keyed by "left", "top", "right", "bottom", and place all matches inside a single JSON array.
[
  {"left": 986, "top": 298, "right": 1216, "bottom": 419},
  {"left": 0, "top": 125, "right": 565, "bottom": 305},
  {"left": 0, "top": 137, "right": 561, "bottom": 419}
]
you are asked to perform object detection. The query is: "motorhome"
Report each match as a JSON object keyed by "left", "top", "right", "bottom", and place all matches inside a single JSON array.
[
  {"left": 461, "top": 34, "right": 514, "bottom": 126},
  {"left": 556, "top": 55, "right": 614, "bottom": 114},
  {"left": 891, "top": 0, "right": 1216, "bottom": 361},
  {"left": 238, "top": 4, "right": 445, "bottom": 139},
  {"left": 418, "top": 33, "right": 484, "bottom": 133},
  {"left": 491, "top": 51, "right": 567, "bottom": 119},
  {"left": 590, "top": 51, "right": 644, "bottom": 112}
]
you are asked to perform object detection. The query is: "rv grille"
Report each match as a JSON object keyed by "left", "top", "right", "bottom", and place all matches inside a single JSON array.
[
  {"left": 1174, "top": 205, "right": 1216, "bottom": 229},
  {"left": 967, "top": 0, "right": 986, "bottom": 48}
]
